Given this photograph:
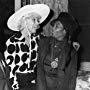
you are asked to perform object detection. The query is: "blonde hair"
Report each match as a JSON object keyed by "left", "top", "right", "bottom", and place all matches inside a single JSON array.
[{"left": 17, "top": 12, "right": 41, "bottom": 31}]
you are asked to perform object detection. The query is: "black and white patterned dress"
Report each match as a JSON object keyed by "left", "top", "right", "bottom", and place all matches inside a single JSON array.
[{"left": 4, "top": 32, "right": 39, "bottom": 90}]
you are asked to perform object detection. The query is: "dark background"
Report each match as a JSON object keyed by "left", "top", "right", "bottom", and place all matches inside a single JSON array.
[
  {"left": 69, "top": 0, "right": 90, "bottom": 62},
  {"left": 0, "top": 0, "right": 14, "bottom": 52},
  {"left": 0, "top": 0, "right": 90, "bottom": 62}
]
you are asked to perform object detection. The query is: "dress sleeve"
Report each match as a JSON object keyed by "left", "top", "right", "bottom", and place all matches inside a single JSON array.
[
  {"left": 4, "top": 38, "right": 19, "bottom": 89},
  {"left": 4, "top": 38, "right": 16, "bottom": 67}
]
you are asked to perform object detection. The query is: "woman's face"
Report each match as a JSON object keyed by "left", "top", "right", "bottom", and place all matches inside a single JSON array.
[
  {"left": 25, "top": 14, "right": 41, "bottom": 34},
  {"left": 52, "top": 21, "right": 66, "bottom": 40}
]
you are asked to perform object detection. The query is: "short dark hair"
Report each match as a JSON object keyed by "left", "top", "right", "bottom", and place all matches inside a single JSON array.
[{"left": 50, "top": 12, "right": 78, "bottom": 37}]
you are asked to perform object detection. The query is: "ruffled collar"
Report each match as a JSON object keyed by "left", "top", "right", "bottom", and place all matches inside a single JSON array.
[{"left": 14, "top": 31, "right": 39, "bottom": 42}]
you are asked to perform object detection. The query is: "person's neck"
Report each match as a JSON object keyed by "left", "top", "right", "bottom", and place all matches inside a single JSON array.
[
  {"left": 21, "top": 30, "right": 31, "bottom": 47},
  {"left": 56, "top": 37, "right": 65, "bottom": 41},
  {"left": 21, "top": 29, "right": 31, "bottom": 39}
]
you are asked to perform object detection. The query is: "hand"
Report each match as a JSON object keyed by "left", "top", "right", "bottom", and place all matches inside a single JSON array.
[{"left": 73, "top": 42, "right": 80, "bottom": 51}]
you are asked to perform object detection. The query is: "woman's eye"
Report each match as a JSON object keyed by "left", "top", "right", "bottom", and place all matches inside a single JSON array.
[
  {"left": 32, "top": 18, "right": 39, "bottom": 23},
  {"left": 55, "top": 25, "right": 59, "bottom": 29},
  {"left": 37, "top": 19, "right": 40, "bottom": 23},
  {"left": 32, "top": 18, "right": 36, "bottom": 22}
]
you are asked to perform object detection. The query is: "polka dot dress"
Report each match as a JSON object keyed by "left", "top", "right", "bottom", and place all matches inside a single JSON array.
[{"left": 4, "top": 32, "right": 39, "bottom": 90}]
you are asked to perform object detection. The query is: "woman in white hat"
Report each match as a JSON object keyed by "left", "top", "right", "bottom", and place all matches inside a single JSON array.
[{"left": 4, "top": 4, "right": 50, "bottom": 90}]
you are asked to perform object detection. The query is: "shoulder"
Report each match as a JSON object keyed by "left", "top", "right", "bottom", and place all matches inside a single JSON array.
[
  {"left": 5, "top": 32, "right": 22, "bottom": 53},
  {"left": 5, "top": 36, "right": 16, "bottom": 55},
  {"left": 39, "top": 35, "right": 49, "bottom": 45},
  {"left": 6, "top": 32, "right": 24, "bottom": 45},
  {"left": 6, "top": 35, "right": 16, "bottom": 46},
  {"left": 38, "top": 36, "right": 52, "bottom": 52}
]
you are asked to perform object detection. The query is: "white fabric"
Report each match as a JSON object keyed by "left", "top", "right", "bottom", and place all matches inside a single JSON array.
[
  {"left": 76, "top": 72, "right": 90, "bottom": 90},
  {"left": 80, "top": 62, "right": 90, "bottom": 71}
]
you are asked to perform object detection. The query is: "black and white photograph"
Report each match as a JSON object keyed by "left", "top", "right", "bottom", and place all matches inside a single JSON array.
[{"left": 0, "top": 0, "right": 90, "bottom": 90}]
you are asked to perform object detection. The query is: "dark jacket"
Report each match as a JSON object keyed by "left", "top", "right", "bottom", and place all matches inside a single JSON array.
[{"left": 37, "top": 36, "right": 78, "bottom": 90}]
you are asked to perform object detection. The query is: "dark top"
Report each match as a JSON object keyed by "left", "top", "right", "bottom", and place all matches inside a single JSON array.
[{"left": 37, "top": 36, "right": 78, "bottom": 90}]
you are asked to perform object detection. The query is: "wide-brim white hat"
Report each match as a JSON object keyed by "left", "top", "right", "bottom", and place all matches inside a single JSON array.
[{"left": 7, "top": 4, "right": 50, "bottom": 31}]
